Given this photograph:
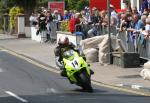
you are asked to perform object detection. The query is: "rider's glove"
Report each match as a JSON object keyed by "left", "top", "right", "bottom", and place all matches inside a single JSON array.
[{"left": 55, "top": 57, "right": 64, "bottom": 69}]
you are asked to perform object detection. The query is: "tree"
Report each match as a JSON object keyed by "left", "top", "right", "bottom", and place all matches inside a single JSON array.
[
  {"left": 0, "top": 0, "right": 38, "bottom": 28},
  {"left": 76, "top": 0, "right": 89, "bottom": 11},
  {"left": 65, "top": 0, "right": 89, "bottom": 11}
]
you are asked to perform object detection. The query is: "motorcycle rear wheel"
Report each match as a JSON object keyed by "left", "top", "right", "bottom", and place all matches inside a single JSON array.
[{"left": 78, "top": 71, "right": 93, "bottom": 92}]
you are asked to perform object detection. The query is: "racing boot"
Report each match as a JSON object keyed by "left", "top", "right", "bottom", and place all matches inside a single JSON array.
[
  {"left": 88, "top": 64, "right": 94, "bottom": 75},
  {"left": 60, "top": 70, "right": 67, "bottom": 77},
  {"left": 90, "top": 69, "right": 94, "bottom": 75}
]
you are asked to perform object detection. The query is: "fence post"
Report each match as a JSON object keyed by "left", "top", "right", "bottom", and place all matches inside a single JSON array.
[
  {"left": 17, "top": 13, "right": 26, "bottom": 38},
  {"left": 107, "top": 0, "right": 113, "bottom": 64}
]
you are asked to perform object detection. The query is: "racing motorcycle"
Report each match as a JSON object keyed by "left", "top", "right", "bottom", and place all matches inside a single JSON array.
[{"left": 62, "top": 49, "right": 93, "bottom": 92}]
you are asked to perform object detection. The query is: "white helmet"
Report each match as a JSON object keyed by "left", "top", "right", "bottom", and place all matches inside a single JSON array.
[{"left": 58, "top": 36, "right": 69, "bottom": 45}]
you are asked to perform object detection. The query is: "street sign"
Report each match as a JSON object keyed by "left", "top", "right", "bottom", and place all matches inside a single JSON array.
[{"left": 48, "top": 1, "right": 65, "bottom": 16}]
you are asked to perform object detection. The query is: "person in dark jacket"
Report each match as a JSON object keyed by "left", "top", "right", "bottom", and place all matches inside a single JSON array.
[
  {"left": 141, "top": 0, "right": 148, "bottom": 14},
  {"left": 36, "top": 10, "right": 47, "bottom": 35}
]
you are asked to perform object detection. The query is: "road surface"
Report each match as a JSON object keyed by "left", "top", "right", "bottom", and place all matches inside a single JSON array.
[{"left": 0, "top": 50, "right": 149, "bottom": 103}]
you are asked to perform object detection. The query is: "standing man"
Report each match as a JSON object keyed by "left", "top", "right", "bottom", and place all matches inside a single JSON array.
[
  {"left": 110, "top": 4, "right": 118, "bottom": 26},
  {"left": 52, "top": 10, "right": 62, "bottom": 30},
  {"left": 36, "top": 9, "right": 47, "bottom": 36},
  {"left": 45, "top": 9, "right": 53, "bottom": 42},
  {"left": 141, "top": 0, "right": 148, "bottom": 14}
]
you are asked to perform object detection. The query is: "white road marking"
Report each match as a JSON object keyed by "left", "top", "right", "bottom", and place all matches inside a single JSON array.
[
  {"left": 0, "top": 49, "right": 8, "bottom": 52},
  {"left": 0, "top": 68, "right": 3, "bottom": 72},
  {"left": 47, "top": 88, "right": 59, "bottom": 93},
  {"left": 116, "top": 84, "right": 124, "bottom": 87},
  {"left": 5, "top": 91, "right": 28, "bottom": 102},
  {"left": 2, "top": 49, "right": 60, "bottom": 74},
  {"left": 92, "top": 80, "right": 150, "bottom": 96},
  {"left": 1, "top": 47, "right": 150, "bottom": 96},
  {"left": 131, "top": 85, "right": 143, "bottom": 90}
]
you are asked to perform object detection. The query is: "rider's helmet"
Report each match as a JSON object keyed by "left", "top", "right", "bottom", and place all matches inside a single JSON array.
[{"left": 58, "top": 36, "right": 69, "bottom": 45}]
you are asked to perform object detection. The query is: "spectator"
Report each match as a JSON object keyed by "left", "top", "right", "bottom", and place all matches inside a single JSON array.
[
  {"left": 80, "top": 10, "right": 89, "bottom": 24},
  {"left": 69, "top": 12, "right": 81, "bottom": 33},
  {"left": 148, "top": 0, "right": 150, "bottom": 10},
  {"left": 144, "top": 18, "right": 150, "bottom": 38},
  {"left": 29, "top": 12, "right": 38, "bottom": 26},
  {"left": 63, "top": 10, "right": 70, "bottom": 20},
  {"left": 53, "top": 10, "right": 62, "bottom": 22},
  {"left": 100, "top": 10, "right": 107, "bottom": 22},
  {"left": 126, "top": 6, "right": 132, "bottom": 14},
  {"left": 141, "top": 0, "right": 148, "bottom": 14},
  {"left": 36, "top": 9, "right": 47, "bottom": 36},
  {"left": 138, "top": 15, "right": 147, "bottom": 30},
  {"left": 110, "top": 4, "right": 118, "bottom": 26},
  {"left": 139, "top": 17, "right": 150, "bottom": 47},
  {"left": 84, "top": 6, "right": 91, "bottom": 23},
  {"left": 53, "top": 10, "right": 62, "bottom": 30},
  {"left": 119, "top": 13, "right": 128, "bottom": 31},
  {"left": 90, "top": 7, "right": 100, "bottom": 24},
  {"left": 117, "top": 12, "right": 123, "bottom": 29},
  {"left": 45, "top": 9, "right": 53, "bottom": 42},
  {"left": 126, "top": 14, "right": 140, "bottom": 45},
  {"left": 125, "top": 13, "right": 133, "bottom": 28},
  {"left": 46, "top": 9, "right": 53, "bottom": 23},
  {"left": 68, "top": 10, "right": 74, "bottom": 19},
  {"left": 87, "top": 7, "right": 101, "bottom": 38},
  {"left": 101, "top": 12, "right": 109, "bottom": 26},
  {"left": 131, "top": 6, "right": 141, "bottom": 18},
  {"left": 132, "top": 14, "right": 140, "bottom": 30},
  {"left": 143, "top": 9, "right": 149, "bottom": 16},
  {"left": 80, "top": 9, "right": 91, "bottom": 38}
]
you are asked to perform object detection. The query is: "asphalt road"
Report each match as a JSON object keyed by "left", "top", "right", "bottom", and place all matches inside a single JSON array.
[{"left": 0, "top": 50, "right": 150, "bottom": 103}]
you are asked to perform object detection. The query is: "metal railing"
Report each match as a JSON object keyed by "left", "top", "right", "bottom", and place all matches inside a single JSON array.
[{"left": 48, "top": 21, "right": 150, "bottom": 60}]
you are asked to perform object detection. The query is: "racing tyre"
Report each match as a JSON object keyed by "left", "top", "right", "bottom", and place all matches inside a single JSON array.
[{"left": 79, "top": 71, "right": 93, "bottom": 92}]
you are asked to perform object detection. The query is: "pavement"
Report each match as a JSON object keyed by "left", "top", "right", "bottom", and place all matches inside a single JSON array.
[{"left": 0, "top": 34, "right": 150, "bottom": 95}]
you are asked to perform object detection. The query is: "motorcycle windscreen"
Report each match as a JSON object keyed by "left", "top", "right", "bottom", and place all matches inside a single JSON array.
[{"left": 63, "top": 50, "right": 74, "bottom": 60}]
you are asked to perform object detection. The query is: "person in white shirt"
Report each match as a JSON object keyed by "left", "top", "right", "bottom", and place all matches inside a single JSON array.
[
  {"left": 145, "top": 18, "right": 150, "bottom": 35},
  {"left": 29, "top": 13, "right": 38, "bottom": 26},
  {"left": 110, "top": 4, "right": 119, "bottom": 26}
]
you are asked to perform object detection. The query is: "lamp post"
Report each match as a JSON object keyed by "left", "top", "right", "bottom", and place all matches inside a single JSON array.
[{"left": 107, "top": 0, "right": 113, "bottom": 64}]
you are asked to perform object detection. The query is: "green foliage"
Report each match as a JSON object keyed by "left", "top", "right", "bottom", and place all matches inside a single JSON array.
[
  {"left": 60, "top": 20, "right": 70, "bottom": 32},
  {"left": 65, "top": 0, "right": 89, "bottom": 11},
  {"left": 9, "top": 6, "right": 24, "bottom": 28},
  {"left": 37, "top": 0, "right": 49, "bottom": 7},
  {"left": 47, "top": 0, "right": 89, "bottom": 11},
  {"left": 76, "top": 0, "right": 89, "bottom": 11},
  {"left": 49, "top": 0, "right": 63, "bottom": 1},
  {"left": 65, "top": 0, "right": 76, "bottom": 10},
  {"left": 0, "top": 0, "right": 89, "bottom": 31}
]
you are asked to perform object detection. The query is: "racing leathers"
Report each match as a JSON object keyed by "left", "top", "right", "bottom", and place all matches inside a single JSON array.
[
  {"left": 54, "top": 42, "right": 94, "bottom": 77},
  {"left": 54, "top": 42, "right": 76, "bottom": 76}
]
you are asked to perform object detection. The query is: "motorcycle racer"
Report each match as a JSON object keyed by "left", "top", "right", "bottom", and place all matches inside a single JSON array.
[{"left": 54, "top": 36, "right": 94, "bottom": 77}]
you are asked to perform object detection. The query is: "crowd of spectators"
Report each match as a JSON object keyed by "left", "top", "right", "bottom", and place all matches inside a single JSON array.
[
  {"left": 29, "top": 2, "right": 150, "bottom": 43},
  {"left": 29, "top": 7, "right": 63, "bottom": 42}
]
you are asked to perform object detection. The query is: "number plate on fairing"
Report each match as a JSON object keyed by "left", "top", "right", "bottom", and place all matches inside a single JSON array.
[{"left": 69, "top": 58, "right": 79, "bottom": 70}]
